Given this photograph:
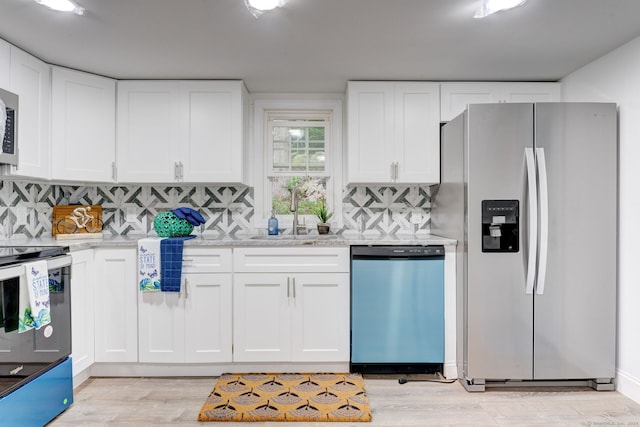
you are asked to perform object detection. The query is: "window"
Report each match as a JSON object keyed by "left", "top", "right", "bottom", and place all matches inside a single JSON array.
[
  {"left": 270, "top": 118, "right": 326, "bottom": 174},
  {"left": 266, "top": 111, "right": 331, "bottom": 219},
  {"left": 253, "top": 97, "right": 343, "bottom": 231}
]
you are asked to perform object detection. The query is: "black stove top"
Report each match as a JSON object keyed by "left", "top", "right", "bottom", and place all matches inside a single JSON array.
[{"left": 0, "top": 246, "right": 69, "bottom": 267}]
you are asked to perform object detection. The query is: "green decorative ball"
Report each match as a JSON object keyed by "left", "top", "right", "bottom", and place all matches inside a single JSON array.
[{"left": 153, "top": 211, "right": 194, "bottom": 237}]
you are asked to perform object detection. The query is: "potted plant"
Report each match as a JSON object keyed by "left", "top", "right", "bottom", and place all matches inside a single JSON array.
[{"left": 314, "top": 199, "right": 333, "bottom": 234}]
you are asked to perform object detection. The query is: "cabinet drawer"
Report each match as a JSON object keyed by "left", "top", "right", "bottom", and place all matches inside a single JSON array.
[
  {"left": 182, "top": 248, "right": 232, "bottom": 273},
  {"left": 234, "top": 247, "right": 349, "bottom": 273}
]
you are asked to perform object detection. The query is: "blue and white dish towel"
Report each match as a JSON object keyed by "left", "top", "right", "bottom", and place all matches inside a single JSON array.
[
  {"left": 19, "top": 260, "right": 51, "bottom": 333},
  {"left": 138, "top": 236, "right": 196, "bottom": 292},
  {"left": 138, "top": 238, "right": 163, "bottom": 291},
  {"left": 160, "top": 236, "right": 196, "bottom": 292}
]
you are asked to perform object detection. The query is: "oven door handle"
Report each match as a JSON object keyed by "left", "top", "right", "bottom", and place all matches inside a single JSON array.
[{"left": 46, "top": 255, "right": 73, "bottom": 269}]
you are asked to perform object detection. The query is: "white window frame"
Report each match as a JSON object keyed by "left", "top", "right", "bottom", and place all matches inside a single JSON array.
[{"left": 252, "top": 96, "right": 343, "bottom": 232}]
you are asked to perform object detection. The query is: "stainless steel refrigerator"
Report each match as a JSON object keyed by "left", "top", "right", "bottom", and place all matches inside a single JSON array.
[{"left": 431, "top": 103, "right": 617, "bottom": 391}]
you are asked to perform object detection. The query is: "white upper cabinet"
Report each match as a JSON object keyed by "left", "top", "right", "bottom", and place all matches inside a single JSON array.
[
  {"left": 347, "top": 81, "right": 440, "bottom": 184},
  {"left": 51, "top": 67, "right": 116, "bottom": 182},
  {"left": 7, "top": 46, "right": 51, "bottom": 179},
  {"left": 180, "top": 81, "right": 247, "bottom": 183},
  {"left": 440, "top": 82, "right": 561, "bottom": 122},
  {"left": 0, "top": 39, "right": 10, "bottom": 88},
  {"left": 116, "top": 80, "right": 248, "bottom": 184},
  {"left": 116, "top": 81, "right": 180, "bottom": 182}
]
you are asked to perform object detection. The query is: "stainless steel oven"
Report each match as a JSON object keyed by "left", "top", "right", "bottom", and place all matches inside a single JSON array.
[{"left": 0, "top": 246, "right": 73, "bottom": 426}]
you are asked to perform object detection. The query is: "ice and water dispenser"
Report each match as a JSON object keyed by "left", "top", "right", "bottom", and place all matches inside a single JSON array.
[{"left": 481, "top": 200, "right": 519, "bottom": 252}]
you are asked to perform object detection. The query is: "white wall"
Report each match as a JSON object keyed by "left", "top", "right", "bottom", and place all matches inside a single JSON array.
[{"left": 562, "top": 36, "right": 640, "bottom": 404}]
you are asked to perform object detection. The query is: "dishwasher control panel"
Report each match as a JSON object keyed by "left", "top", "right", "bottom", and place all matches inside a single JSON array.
[{"left": 351, "top": 245, "right": 445, "bottom": 258}]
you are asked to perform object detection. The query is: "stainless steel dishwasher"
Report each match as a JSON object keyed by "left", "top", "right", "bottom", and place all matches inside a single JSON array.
[{"left": 350, "top": 245, "right": 445, "bottom": 374}]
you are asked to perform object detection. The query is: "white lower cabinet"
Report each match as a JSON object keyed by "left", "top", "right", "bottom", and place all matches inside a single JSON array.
[
  {"left": 70, "top": 250, "right": 95, "bottom": 378},
  {"left": 91, "top": 246, "right": 348, "bottom": 373},
  {"left": 94, "top": 248, "right": 138, "bottom": 363},
  {"left": 138, "top": 248, "right": 233, "bottom": 363},
  {"left": 290, "top": 274, "right": 349, "bottom": 362},
  {"left": 233, "top": 248, "right": 350, "bottom": 363},
  {"left": 183, "top": 273, "right": 233, "bottom": 363}
]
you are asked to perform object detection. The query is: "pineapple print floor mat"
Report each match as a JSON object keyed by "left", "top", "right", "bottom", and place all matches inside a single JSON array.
[{"left": 198, "top": 373, "right": 372, "bottom": 422}]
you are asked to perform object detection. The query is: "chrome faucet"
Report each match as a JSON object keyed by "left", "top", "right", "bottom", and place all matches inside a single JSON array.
[
  {"left": 290, "top": 186, "right": 306, "bottom": 235},
  {"left": 290, "top": 187, "right": 299, "bottom": 235}
]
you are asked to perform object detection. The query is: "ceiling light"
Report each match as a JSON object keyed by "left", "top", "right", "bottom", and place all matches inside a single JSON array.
[
  {"left": 248, "top": 0, "right": 282, "bottom": 11},
  {"left": 244, "top": 0, "right": 286, "bottom": 18},
  {"left": 35, "top": 0, "right": 84, "bottom": 15},
  {"left": 474, "top": 0, "right": 526, "bottom": 18}
]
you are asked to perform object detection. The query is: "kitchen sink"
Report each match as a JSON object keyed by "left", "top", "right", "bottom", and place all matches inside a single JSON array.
[{"left": 250, "top": 234, "right": 339, "bottom": 240}]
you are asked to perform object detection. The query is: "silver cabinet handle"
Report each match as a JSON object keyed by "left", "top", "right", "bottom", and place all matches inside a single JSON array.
[
  {"left": 292, "top": 277, "right": 296, "bottom": 298},
  {"left": 174, "top": 162, "right": 180, "bottom": 181},
  {"left": 287, "top": 277, "right": 290, "bottom": 298},
  {"left": 390, "top": 162, "right": 399, "bottom": 181},
  {"left": 179, "top": 161, "right": 184, "bottom": 181}
]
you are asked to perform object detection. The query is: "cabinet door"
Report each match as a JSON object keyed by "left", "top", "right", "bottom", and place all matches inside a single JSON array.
[
  {"left": 499, "top": 82, "right": 561, "bottom": 104},
  {"left": 8, "top": 46, "right": 50, "bottom": 179},
  {"left": 138, "top": 291, "right": 185, "bottom": 363},
  {"left": 116, "top": 81, "right": 181, "bottom": 182},
  {"left": 182, "top": 247, "right": 233, "bottom": 274},
  {"left": 234, "top": 247, "right": 350, "bottom": 273},
  {"left": 233, "top": 273, "right": 291, "bottom": 362},
  {"left": 0, "top": 39, "right": 9, "bottom": 88},
  {"left": 94, "top": 249, "right": 138, "bottom": 362},
  {"left": 180, "top": 81, "right": 245, "bottom": 183},
  {"left": 290, "top": 273, "right": 350, "bottom": 362},
  {"left": 51, "top": 67, "right": 116, "bottom": 182},
  {"left": 440, "top": 83, "right": 496, "bottom": 122},
  {"left": 70, "top": 250, "right": 95, "bottom": 376},
  {"left": 394, "top": 82, "right": 440, "bottom": 183},
  {"left": 440, "top": 82, "right": 561, "bottom": 121},
  {"left": 347, "top": 82, "right": 395, "bottom": 183},
  {"left": 184, "top": 273, "right": 232, "bottom": 363}
]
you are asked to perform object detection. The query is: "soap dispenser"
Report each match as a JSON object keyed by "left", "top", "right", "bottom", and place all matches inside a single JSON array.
[{"left": 268, "top": 210, "right": 279, "bottom": 235}]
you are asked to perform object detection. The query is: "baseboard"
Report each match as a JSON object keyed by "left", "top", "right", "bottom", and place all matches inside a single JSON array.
[
  {"left": 84, "top": 361, "right": 454, "bottom": 380},
  {"left": 616, "top": 368, "right": 640, "bottom": 404},
  {"left": 90, "top": 362, "right": 350, "bottom": 377},
  {"left": 443, "top": 362, "right": 457, "bottom": 379},
  {"left": 73, "top": 368, "right": 92, "bottom": 389}
]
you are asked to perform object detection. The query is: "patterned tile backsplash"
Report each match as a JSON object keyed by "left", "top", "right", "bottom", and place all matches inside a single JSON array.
[{"left": 0, "top": 180, "right": 432, "bottom": 239}]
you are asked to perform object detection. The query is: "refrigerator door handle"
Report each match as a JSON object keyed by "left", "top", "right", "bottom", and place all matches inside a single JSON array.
[
  {"left": 535, "top": 147, "right": 549, "bottom": 295},
  {"left": 525, "top": 147, "right": 538, "bottom": 295}
]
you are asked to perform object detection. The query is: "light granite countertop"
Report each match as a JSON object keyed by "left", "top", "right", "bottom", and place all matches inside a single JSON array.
[{"left": 0, "top": 232, "right": 456, "bottom": 251}]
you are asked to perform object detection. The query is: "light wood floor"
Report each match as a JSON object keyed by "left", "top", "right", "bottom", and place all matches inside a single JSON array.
[{"left": 49, "top": 376, "right": 640, "bottom": 426}]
